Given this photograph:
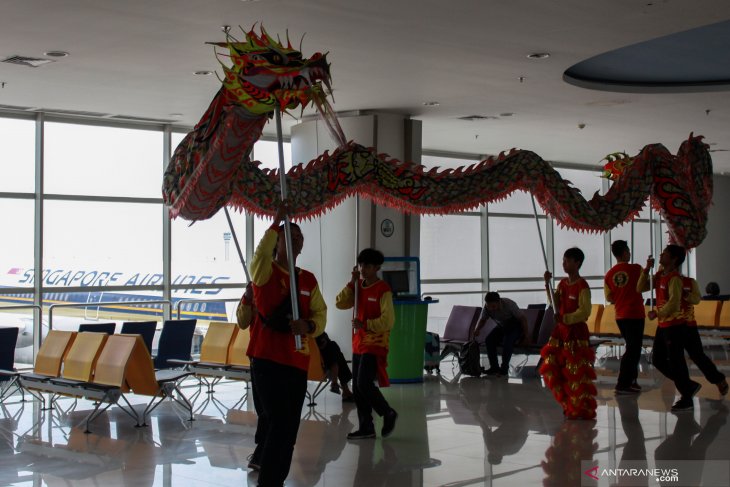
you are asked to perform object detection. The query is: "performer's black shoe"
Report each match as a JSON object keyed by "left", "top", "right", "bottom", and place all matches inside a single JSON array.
[
  {"left": 347, "top": 429, "right": 376, "bottom": 440},
  {"left": 382, "top": 409, "right": 398, "bottom": 438},
  {"left": 246, "top": 451, "right": 261, "bottom": 470}
]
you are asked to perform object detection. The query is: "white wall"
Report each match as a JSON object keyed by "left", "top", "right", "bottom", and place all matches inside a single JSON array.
[{"left": 696, "top": 174, "right": 730, "bottom": 294}]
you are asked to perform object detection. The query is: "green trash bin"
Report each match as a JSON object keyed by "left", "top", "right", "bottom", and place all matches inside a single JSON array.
[{"left": 387, "top": 301, "right": 433, "bottom": 383}]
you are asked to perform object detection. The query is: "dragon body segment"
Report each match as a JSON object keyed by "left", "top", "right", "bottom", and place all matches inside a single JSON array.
[{"left": 162, "top": 27, "right": 713, "bottom": 249}]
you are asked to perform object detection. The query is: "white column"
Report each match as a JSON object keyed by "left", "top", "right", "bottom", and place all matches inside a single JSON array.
[{"left": 291, "top": 112, "right": 421, "bottom": 355}]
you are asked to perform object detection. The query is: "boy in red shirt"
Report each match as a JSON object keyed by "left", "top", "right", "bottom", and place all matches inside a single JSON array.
[
  {"left": 640, "top": 245, "right": 700, "bottom": 411},
  {"left": 540, "top": 247, "right": 597, "bottom": 420},
  {"left": 604, "top": 240, "right": 653, "bottom": 394},
  {"left": 680, "top": 276, "right": 729, "bottom": 397},
  {"left": 336, "top": 248, "right": 398, "bottom": 439}
]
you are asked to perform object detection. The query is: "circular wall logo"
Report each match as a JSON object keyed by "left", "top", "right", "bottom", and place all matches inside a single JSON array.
[{"left": 381, "top": 219, "right": 394, "bottom": 238}]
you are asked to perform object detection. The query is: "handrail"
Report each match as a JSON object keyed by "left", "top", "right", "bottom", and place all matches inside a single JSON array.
[
  {"left": 47, "top": 300, "right": 172, "bottom": 339},
  {"left": 0, "top": 304, "right": 42, "bottom": 313},
  {"left": 175, "top": 298, "right": 241, "bottom": 319}
]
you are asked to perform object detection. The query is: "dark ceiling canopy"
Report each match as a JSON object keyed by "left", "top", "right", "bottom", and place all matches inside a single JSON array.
[{"left": 564, "top": 19, "right": 730, "bottom": 93}]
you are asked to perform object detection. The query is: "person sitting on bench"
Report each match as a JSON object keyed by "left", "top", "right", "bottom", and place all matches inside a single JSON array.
[
  {"left": 315, "top": 332, "right": 354, "bottom": 401},
  {"left": 472, "top": 292, "right": 529, "bottom": 377}
]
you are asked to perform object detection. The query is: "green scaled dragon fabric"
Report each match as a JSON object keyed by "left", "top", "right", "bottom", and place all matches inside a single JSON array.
[{"left": 162, "top": 27, "right": 713, "bottom": 249}]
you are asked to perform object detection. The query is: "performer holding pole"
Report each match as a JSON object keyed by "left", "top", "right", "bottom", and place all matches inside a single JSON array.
[
  {"left": 531, "top": 196, "right": 557, "bottom": 312},
  {"left": 274, "top": 106, "right": 303, "bottom": 351},
  {"left": 245, "top": 197, "right": 327, "bottom": 484}
]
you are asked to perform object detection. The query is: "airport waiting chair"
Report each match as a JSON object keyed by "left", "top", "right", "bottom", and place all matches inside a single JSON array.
[
  {"left": 440, "top": 305, "right": 481, "bottom": 360},
  {"left": 168, "top": 322, "right": 238, "bottom": 401},
  {"left": 694, "top": 300, "right": 721, "bottom": 329},
  {"left": 78, "top": 323, "right": 117, "bottom": 334},
  {"left": 120, "top": 335, "right": 193, "bottom": 425},
  {"left": 305, "top": 336, "right": 330, "bottom": 408},
  {"left": 45, "top": 332, "right": 109, "bottom": 411},
  {"left": 597, "top": 305, "right": 621, "bottom": 337},
  {"left": 120, "top": 321, "right": 157, "bottom": 353},
  {"left": 716, "top": 302, "right": 730, "bottom": 337},
  {"left": 226, "top": 327, "right": 252, "bottom": 410},
  {"left": 586, "top": 304, "right": 604, "bottom": 335},
  {"left": 0, "top": 327, "right": 21, "bottom": 403},
  {"left": 153, "top": 319, "right": 197, "bottom": 369},
  {"left": 527, "top": 303, "right": 546, "bottom": 310},
  {"left": 8, "top": 330, "right": 77, "bottom": 409}
]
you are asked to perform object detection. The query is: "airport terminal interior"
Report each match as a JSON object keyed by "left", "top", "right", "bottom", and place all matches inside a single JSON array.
[{"left": 2, "top": 1, "right": 730, "bottom": 486}]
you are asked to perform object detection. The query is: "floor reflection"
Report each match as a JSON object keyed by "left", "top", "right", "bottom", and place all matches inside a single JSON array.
[{"left": 0, "top": 357, "right": 728, "bottom": 486}]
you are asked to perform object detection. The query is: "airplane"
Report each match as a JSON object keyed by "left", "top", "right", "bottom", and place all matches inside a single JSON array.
[{"left": 1, "top": 266, "right": 242, "bottom": 365}]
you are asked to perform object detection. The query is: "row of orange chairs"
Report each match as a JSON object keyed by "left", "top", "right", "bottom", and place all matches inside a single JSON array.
[
  {"left": 1, "top": 330, "right": 193, "bottom": 433},
  {"left": 178, "top": 322, "right": 330, "bottom": 409},
  {"left": 586, "top": 300, "right": 730, "bottom": 338}
]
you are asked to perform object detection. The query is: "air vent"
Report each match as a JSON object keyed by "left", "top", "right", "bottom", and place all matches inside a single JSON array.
[
  {"left": 44, "top": 108, "right": 111, "bottom": 118},
  {"left": 2, "top": 55, "right": 55, "bottom": 68},
  {"left": 458, "top": 115, "right": 499, "bottom": 121},
  {"left": 109, "top": 114, "right": 176, "bottom": 123}
]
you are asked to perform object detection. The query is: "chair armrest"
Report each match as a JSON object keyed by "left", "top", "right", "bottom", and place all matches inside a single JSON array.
[
  {"left": 0, "top": 368, "right": 19, "bottom": 377},
  {"left": 166, "top": 359, "right": 196, "bottom": 367}
]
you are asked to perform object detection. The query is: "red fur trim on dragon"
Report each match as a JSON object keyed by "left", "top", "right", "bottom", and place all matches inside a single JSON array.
[{"left": 162, "top": 26, "right": 713, "bottom": 249}]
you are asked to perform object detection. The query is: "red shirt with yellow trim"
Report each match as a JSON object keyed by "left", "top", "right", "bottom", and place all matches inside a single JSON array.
[
  {"left": 681, "top": 276, "right": 701, "bottom": 327},
  {"left": 604, "top": 262, "right": 645, "bottom": 320},
  {"left": 247, "top": 228, "right": 327, "bottom": 371},
  {"left": 646, "top": 270, "right": 687, "bottom": 328},
  {"left": 550, "top": 277, "right": 591, "bottom": 341},
  {"left": 335, "top": 279, "right": 395, "bottom": 356}
]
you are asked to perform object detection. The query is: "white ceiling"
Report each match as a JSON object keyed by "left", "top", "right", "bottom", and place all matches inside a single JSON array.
[{"left": 1, "top": 0, "right": 729, "bottom": 172}]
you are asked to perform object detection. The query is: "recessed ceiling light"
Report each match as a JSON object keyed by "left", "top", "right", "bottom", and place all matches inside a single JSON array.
[
  {"left": 458, "top": 115, "right": 498, "bottom": 121},
  {"left": 44, "top": 50, "right": 69, "bottom": 58},
  {"left": 499, "top": 112, "right": 514, "bottom": 117},
  {"left": 194, "top": 70, "right": 213, "bottom": 76},
  {"left": 526, "top": 52, "right": 550, "bottom": 59},
  {"left": 423, "top": 101, "right": 440, "bottom": 107}
]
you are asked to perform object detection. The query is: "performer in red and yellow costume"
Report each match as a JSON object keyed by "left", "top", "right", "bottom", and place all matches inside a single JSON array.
[
  {"left": 246, "top": 202, "right": 327, "bottom": 486},
  {"left": 336, "top": 248, "right": 398, "bottom": 439},
  {"left": 540, "top": 247, "right": 597, "bottom": 420}
]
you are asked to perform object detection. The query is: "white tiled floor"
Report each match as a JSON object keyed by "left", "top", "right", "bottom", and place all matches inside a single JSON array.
[{"left": 1, "top": 354, "right": 729, "bottom": 486}]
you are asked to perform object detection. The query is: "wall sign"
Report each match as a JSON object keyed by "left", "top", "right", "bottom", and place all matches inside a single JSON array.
[{"left": 380, "top": 218, "right": 394, "bottom": 238}]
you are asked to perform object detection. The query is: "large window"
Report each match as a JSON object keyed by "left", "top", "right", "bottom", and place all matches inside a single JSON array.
[
  {"left": 44, "top": 200, "right": 161, "bottom": 272},
  {"left": 421, "top": 214, "right": 481, "bottom": 280},
  {"left": 0, "top": 116, "right": 35, "bottom": 193},
  {"left": 45, "top": 122, "right": 163, "bottom": 198}
]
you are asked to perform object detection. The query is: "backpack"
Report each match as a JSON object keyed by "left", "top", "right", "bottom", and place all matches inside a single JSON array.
[{"left": 458, "top": 340, "right": 482, "bottom": 376}]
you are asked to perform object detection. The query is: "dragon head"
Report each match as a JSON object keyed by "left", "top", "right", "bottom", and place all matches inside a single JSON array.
[
  {"left": 600, "top": 152, "right": 633, "bottom": 181},
  {"left": 212, "top": 26, "right": 332, "bottom": 116}
]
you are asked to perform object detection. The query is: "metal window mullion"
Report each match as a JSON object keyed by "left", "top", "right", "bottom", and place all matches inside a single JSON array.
[
  {"left": 33, "top": 112, "right": 44, "bottom": 353},
  {"left": 481, "top": 204, "right": 489, "bottom": 292},
  {"left": 162, "top": 126, "right": 172, "bottom": 320}
]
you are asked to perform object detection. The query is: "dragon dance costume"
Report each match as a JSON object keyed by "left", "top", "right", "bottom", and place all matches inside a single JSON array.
[{"left": 539, "top": 278, "right": 597, "bottom": 420}]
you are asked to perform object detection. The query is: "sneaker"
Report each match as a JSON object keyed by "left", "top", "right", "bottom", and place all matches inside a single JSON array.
[
  {"left": 382, "top": 410, "right": 398, "bottom": 438},
  {"left": 347, "top": 429, "right": 376, "bottom": 440},
  {"left": 330, "top": 383, "right": 341, "bottom": 395},
  {"left": 717, "top": 379, "right": 729, "bottom": 396},
  {"left": 615, "top": 386, "right": 639, "bottom": 395},
  {"left": 671, "top": 397, "right": 694, "bottom": 412},
  {"left": 342, "top": 393, "right": 355, "bottom": 403},
  {"left": 246, "top": 452, "right": 261, "bottom": 471}
]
